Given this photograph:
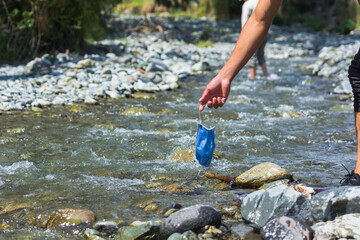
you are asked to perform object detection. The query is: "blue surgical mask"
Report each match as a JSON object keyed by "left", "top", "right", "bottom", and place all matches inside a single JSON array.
[{"left": 195, "top": 123, "right": 215, "bottom": 167}]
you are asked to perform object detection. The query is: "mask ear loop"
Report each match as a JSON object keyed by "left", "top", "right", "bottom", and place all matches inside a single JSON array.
[{"left": 197, "top": 110, "right": 206, "bottom": 177}]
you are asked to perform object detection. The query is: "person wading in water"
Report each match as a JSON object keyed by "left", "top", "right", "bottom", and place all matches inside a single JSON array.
[{"left": 198, "top": 0, "right": 360, "bottom": 186}]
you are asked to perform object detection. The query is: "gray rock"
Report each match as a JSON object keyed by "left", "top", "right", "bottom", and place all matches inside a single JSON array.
[
  {"left": 84, "top": 96, "right": 98, "bottom": 105},
  {"left": 312, "top": 213, "right": 360, "bottom": 240},
  {"left": 31, "top": 99, "right": 51, "bottom": 107},
  {"left": 114, "top": 221, "right": 160, "bottom": 240},
  {"left": 56, "top": 52, "right": 70, "bottom": 64},
  {"left": 170, "top": 62, "right": 191, "bottom": 78},
  {"left": 77, "top": 59, "right": 93, "bottom": 68},
  {"left": 180, "top": 231, "right": 199, "bottom": 240},
  {"left": 260, "top": 216, "right": 313, "bottom": 240},
  {"left": 52, "top": 96, "right": 66, "bottom": 105},
  {"left": 105, "top": 90, "right": 120, "bottom": 99},
  {"left": 241, "top": 185, "right": 312, "bottom": 229},
  {"left": 160, "top": 205, "right": 221, "bottom": 237},
  {"left": 93, "top": 221, "right": 118, "bottom": 236},
  {"left": 146, "top": 59, "right": 168, "bottom": 72},
  {"left": 191, "top": 61, "right": 210, "bottom": 72},
  {"left": 24, "top": 58, "right": 52, "bottom": 75},
  {"left": 311, "top": 186, "right": 360, "bottom": 222},
  {"left": 333, "top": 80, "right": 352, "bottom": 94},
  {"left": 161, "top": 71, "right": 178, "bottom": 84},
  {"left": 168, "top": 233, "right": 183, "bottom": 240},
  {"left": 84, "top": 228, "right": 100, "bottom": 238},
  {"left": 133, "top": 79, "right": 160, "bottom": 92}
]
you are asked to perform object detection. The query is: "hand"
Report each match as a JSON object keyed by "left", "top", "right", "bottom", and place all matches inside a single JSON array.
[{"left": 198, "top": 77, "right": 231, "bottom": 111}]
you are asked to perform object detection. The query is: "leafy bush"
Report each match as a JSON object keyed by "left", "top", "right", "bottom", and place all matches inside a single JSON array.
[
  {"left": 0, "top": 0, "right": 119, "bottom": 63},
  {"left": 337, "top": 19, "right": 358, "bottom": 34}
]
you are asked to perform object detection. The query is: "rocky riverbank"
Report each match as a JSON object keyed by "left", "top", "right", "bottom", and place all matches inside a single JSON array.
[
  {"left": 3, "top": 162, "right": 358, "bottom": 239},
  {"left": 1, "top": 14, "right": 359, "bottom": 112},
  {"left": 1, "top": 14, "right": 360, "bottom": 239}
]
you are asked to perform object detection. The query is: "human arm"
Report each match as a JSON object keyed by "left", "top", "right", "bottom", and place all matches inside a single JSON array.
[{"left": 199, "top": 0, "right": 282, "bottom": 111}]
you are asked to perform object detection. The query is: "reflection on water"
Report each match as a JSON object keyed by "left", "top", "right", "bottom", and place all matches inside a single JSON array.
[{"left": 0, "top": 56, "right": 355, "bottom": 238}]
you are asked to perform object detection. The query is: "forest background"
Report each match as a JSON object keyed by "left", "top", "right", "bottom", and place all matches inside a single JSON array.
[{"left": 1, "top": 0, "right": 360, "bottom": 63}]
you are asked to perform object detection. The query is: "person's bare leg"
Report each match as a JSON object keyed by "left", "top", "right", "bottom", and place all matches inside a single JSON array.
[
  {"left": 261, "top": 62, "right": 269, "bottom": 78},
  {"left": 355, "top": 112, "right": 360, "bottom": 174},
  {"left": 250, "top": 67, "right": 256, "bottom": 79}
]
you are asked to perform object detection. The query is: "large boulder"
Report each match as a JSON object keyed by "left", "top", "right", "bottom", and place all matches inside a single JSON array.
[
  {"left": 260, "top": 216, "right": 313, "bottom": 240},
  {"left": 160, "top": 205, "right": 221, "bottom": 237},
  {"left": 235, "top": 162, "right": 293, "bottom": 188},
  {"left": 241, "top": 185, "right": 312, "bottom": 229},
  {"left": 311, "top": 186, "right": 360, "bottom": 222},
  {"left": 312, "top": 213, "right": 360, "bottom": 240}
]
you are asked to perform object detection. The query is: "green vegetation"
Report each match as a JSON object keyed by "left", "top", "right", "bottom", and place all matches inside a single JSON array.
[
  {"left": 0, "top": 0, "right": 120, "bottom": 63},
  {"left": 2, "top": 0, "right": 360, "bottom": 63},
  {"left": 195, "top": 40, "right": 214, "bottom": 48}
]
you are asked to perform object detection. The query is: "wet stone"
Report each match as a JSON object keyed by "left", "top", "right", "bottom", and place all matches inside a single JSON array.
[
  {"left": 312, "top": 213, "right": 360, "bottom": 240},
  {"left": 260, "top": 216, "right": 313, "bottom": 240},
  {"left": 121, "top": 106, "right": 148, "bottom": 115},
  {"left": 162, "top": 184, "right": 190, "bottom": 193},
  {"left": 114, "top": 221, "right": 160, "bottom": 240},
  {"left": 160, "top": 205, "right": 221, "bottom": 238},
  {"left": 311, "top": 186, "right": 360, "bottom": 222},
  {"left": 171, "top": 147, "right": 195, "bottom": 163},
  {"left": 235, "top": 162, "right": 293, "bottom": 188},
  {"left": 45, "top": 208, "right": 96, "bottom": 228},
  {"left": 93, "top": 221, "right": 118, "bottom": 236},
  {"left": 241, "top": 185, "right": 312, "bottom": 229}
]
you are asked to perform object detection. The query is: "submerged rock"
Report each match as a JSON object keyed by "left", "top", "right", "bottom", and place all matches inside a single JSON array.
[
  {"left": 311, "top": 186, "right": 360, "bottom": 222},
  {"left": 45, "top": 208, "right": 96, "bottom": 228},
  {"left": 235, "top": 162, "right": 293, "bottom": 188},
  {"left": 160, "top": 205, "right": 221, "bottom": 237},
  {"left": 162, "top": 184, "right": 190, "bottom": 193},
  {"left": 93, "top": 221, "right": 118, "bottom": 236},
  {"left": 121, "top": 106, "right": 148, "bottom": 115},
  {"left": 170, "top": 148, "right": 195, "bottom": 163},
  {"left": 260, "top": 216, "right": 313, "bottom": 240},
  {"left": 241, "top": 185, "right": 312, "bottom": 229},
  {"left": 312, "top": 213, "right": 360, "bottom": 240}
]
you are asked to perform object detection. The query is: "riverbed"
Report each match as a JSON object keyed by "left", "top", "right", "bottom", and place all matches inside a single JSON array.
[{"left": 0, "top": 16, "right": 359, "bottom": 239}]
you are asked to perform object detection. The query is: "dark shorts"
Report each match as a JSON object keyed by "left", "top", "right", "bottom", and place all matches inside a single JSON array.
[{"left": 349, "top": 48, "right": 360, "bottom": 112}]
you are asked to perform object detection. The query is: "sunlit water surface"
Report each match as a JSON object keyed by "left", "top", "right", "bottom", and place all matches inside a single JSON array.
[{"left": 0, "top": 55, "right": 355, "bottom": 238}]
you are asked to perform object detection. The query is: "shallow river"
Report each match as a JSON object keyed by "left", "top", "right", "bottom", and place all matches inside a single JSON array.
[{"left": 0, "top": 53, "right": 356, "bottom": 238}]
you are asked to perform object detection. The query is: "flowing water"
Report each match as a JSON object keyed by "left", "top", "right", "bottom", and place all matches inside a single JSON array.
[{"left": 0, "top": 54, "right": 356, "bottom": 238}]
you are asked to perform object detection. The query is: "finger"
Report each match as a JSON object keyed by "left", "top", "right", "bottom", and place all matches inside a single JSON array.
[
  {"left": 207, "top": 101, "right": 213, "bottom": 108},
  {"left": 221, "top": 97, "right": 226, "bottom": 104},
  {"left": 199, "top": 104, "right": 205, "bottom": 111},
  {"left": 199, "top": 89, "right": 210, "bottom": 105},
  {"left": 212, "top": 97, "right": 218, "bottom": 108},
  {"left": 217, "top": 97, "right": 222, "bottom": 107}
]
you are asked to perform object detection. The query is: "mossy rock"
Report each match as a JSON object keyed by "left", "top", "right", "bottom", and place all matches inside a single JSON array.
[
  {"left": 213, "top": 182, "right": 230, "bottom": 191},
  {"left": 121, "top": 107, "right": 148, "bottom": 116},
  {"left": 157, "top": 109, "right": 175, "bottom": 114},
  {"left": 171, "top": 148, "right": 195, "bottom": 163},
  {"left": 131, "top": 93, "right": 155, "bottom": 99},
  {"left": 162, "top": 184, "right": 190, "bottom": 193},
  {"left": 70, "top": 105, "right": 84, "bottom": 113},
  {"left": 235, "top": 162, "right": 293, "bottom": 188},
  {"left": 45, "top": 208, "right": 96, "bottom": 228},
  {"left": 330, "top": 104, "right": 352, "bottom": 112}
]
